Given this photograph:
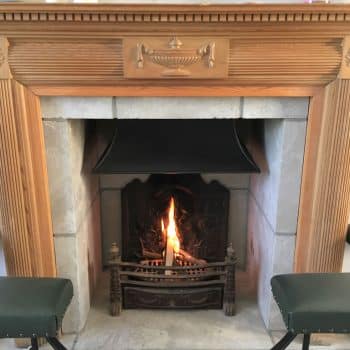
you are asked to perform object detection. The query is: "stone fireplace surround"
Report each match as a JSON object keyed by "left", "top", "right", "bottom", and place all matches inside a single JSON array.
[{"left": 41, "top": 96, "right": 309, "bottom": 333}]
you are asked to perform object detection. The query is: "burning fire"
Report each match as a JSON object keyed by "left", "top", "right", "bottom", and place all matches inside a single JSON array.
[
  {"left": 165, "top": 198, "right": 180, "bottom": 254},
  {"left": 161, "top": 197, "right": 181, "bottom": 267},
  {"left": 160, "top": 196, "right": 206, "bottom": 268}
]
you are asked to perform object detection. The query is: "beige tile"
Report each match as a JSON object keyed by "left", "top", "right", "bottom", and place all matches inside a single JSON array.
[
  {"left": 243, "top": 97, "right": 309, "bottom": 119},
  {"left": 54, "top": 235, "right": 80, "bottom": 332},
  {"left": 115, "top": 97, "right": 241, "bottom": 119},
  {"left": 41, "top": 96, "right": 113, "bottom": 119},
  {"left": 250, "top": 119, "right": 307, "bottom": 234},
  {"left": 44, "top": 120, "right": 76, "bottom": 234},
  {"left": 276, "top": 120, "right": 307, "bottom": 233}
]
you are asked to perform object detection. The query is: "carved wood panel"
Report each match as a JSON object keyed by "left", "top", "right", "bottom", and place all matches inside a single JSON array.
[
  {"left": 0, "top": 4, "right": 348, "bottom": 86},
  {"left": 5, "top": 37, "right": 342, "bottom": 86},
  {"left": 124, "top": 37, "right": 228, "bottom": 79}
]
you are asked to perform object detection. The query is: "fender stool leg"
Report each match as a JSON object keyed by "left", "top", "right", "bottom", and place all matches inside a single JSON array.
[
  {"left": 271, "top": 331, "right": 297, "bottom": 350},
  {"left": 46, "top": 337, "right": 67, "bottom": 350},
  {"left": 302, "top": 334, "right": 311, "bottom": 350},
  {"left": 30, "top": 336, "right": 39, "bottom": 350}
]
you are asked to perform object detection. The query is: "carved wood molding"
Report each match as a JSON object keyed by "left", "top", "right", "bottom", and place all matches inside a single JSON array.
[
  {"left": 5, "top": 36, "right": 342, "bottom": 86},
  {"left": 1, "top": 4, "right": 350, "bottom": 24},
  {"left": 0, "top": 4, "right": 349, "bottom": 87}
]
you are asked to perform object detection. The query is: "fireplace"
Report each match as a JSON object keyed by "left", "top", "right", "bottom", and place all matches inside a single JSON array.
[
  {"left": 92, "top": 117, "right": 259, "bottom": 314},
  {"left": 2, "top": 3, "right": 350, "bottom": 340},
  {"left": 109, "top": 174, "right": 235, "bottom": 314}
]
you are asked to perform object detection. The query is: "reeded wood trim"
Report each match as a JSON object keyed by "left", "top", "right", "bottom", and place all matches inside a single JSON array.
[
  {"left": 295, "top": 79, "right": 350, "bottom": 272},
  {"left": 0, "top": 37, "right": 10, "bottom": 80},
  {"left": 295, "top": 91, "right": 324, "bottom": 272},
  {"left": 0, "top": 79, "right": 56, "bottom": 277}
]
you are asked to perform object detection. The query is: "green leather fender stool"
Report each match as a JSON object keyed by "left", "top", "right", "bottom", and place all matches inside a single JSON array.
[
  {"left": 271, "top": 273, "right": 350, "bottom": 350},
  {"left": 0, "top": 277, "right": 73, "bottom": 350}
]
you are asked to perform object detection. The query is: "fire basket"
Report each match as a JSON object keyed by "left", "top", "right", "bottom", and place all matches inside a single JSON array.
[{"left": 109, "top": 242, "right": 236, "bottom": 316}]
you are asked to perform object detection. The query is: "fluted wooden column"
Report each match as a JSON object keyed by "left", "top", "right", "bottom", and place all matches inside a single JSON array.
[
  {"left": 295, "top": 78, "right": 350, "bottom": 272},
  {"left": 0, "top": 37, "right": 56, "bottom": 277}
]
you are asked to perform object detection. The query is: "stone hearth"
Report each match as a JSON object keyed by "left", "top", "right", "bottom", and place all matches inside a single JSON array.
[{"left": 41, "top": 96, "right": 308, "bottom": 333}]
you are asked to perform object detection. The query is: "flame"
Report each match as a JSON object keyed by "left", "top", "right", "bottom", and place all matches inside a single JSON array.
[{"left": 162, "top": 197, "right": 180, "bottom": 254}]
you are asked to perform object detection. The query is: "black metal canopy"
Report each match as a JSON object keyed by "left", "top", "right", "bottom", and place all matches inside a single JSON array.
[{"left": 93, "top": 119, "right": 260, "bottom": 174}]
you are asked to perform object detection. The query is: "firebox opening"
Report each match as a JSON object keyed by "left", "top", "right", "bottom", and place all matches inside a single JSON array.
[
  {"left": 91, "top": 118, "right": 262, "bottom": 313},
  {"left": 40, "top": 96, "right": 309, "bottom": 332},
  {"left": 107, "top": 173, "right": 236, "bottom": 313}
]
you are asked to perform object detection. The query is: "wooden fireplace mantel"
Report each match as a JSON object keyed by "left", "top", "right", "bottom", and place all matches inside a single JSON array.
[
  {"left": 0, "top": 3, "right": 350, "bottom": 277},
  {"left": 1, "top": 3, "right": 350, "bottom": 94}
]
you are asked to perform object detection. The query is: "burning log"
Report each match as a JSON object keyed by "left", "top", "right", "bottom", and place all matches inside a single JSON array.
[
  {"left": 142, "top": 248, "right": 162, "bottom": 260},
  {"left": 140, "top": 239, "right": 162, "bottom": 259},
  {"left": 141, "top": 241, "right": 206, "bottom": 266},
  {"left": 178, "top": 248, "right": 206, "bottom": 265},
  {"left": 141, "top": 197, "right": 207, "bottom": 270}
]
